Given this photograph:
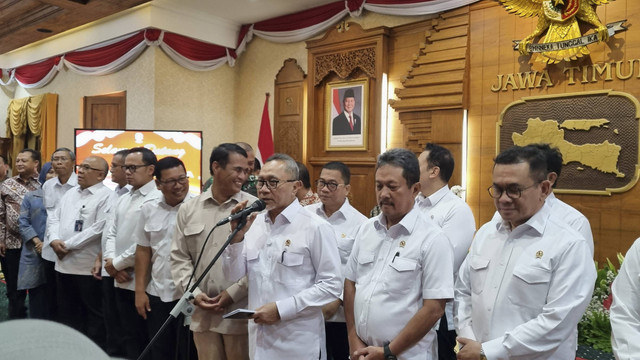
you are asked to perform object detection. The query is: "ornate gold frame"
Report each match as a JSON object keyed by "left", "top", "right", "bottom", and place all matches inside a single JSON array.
[{"left": 497, "top": 89, "right": 640, "bottom": 196}]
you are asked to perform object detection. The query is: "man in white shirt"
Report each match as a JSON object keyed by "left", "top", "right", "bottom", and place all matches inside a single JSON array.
[
  {"left": 171, "top": 143, "right": 255, "bottom": 360},
  {"left": 104, "top": 147, "right": 161, "bottom": 359},
  {"left": 416, "top": 143, "right": 476, "bottom": 360},
  {"left": 306, "top": 161, "right": 367, "bottom": 360},
  {"left": 135, "top": 157, "right": 192, "bottom": 360},
  {"left": 223, "top": 153, "right": 342, "bottom": 360},
  {"left": 93, "top": 148, "right": 131, "bottom": 357},
  {"left": 490, "top": 144, "right": 594, "bottom": 256},
  {"left": 48, "top": 155, "right": 112, "bottom": 348},
  {"left": 611, "top": 237, "right": 640, "bottom": 359},
  {"left": 42, "top": 147, "right": 78, "bottom": 320},
  {"left": 454, "top": 145, "right": 595, "bottom": 360},
  {"left": 345, "top": 148, "right": 454, "bottom": 360}
]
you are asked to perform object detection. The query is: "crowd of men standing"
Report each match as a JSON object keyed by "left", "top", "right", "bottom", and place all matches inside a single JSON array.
[{"left": 1, "top": 139, "right": 638, "bottom": 360}]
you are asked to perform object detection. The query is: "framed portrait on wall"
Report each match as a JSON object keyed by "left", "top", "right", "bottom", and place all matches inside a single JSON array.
[{"left": 326, "top": 79, "right": 368, "bottom": 151}]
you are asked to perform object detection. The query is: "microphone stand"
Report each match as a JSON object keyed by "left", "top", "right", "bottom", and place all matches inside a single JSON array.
[{"left": 137, "top": 215, "right": 249, "bottom": 360}]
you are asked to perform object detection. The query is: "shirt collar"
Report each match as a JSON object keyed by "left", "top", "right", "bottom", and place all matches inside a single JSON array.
[
  {"left": 416, "top": 184, "right": 449, "bottom": 208},
  {"left": 159, "top": 192, "right": 194, "bottom": 209},
  {"left": 53, "top": 172, "right": 78, "bottom": 187},
  {"left": 203, "top": 188, "right": 245, "bottom": 206},
  {"left": 133, "top": 179, "right": 157, "bottom": 196},
  {"left": 496, "top": 201, "right": 551, "bottom": 235},
  {"left": 317, "top": 198, "right": 351, "bottom": 220},
  {"left": 374, "top": 206, "right": 419, "bottom": 236},
  {"left": 14, "top": 173, "right": 39, "bottom": 184},
  {"left": 77, "top": 181, "right": 106, "bottom": 194},
  {"left": 266, "top": 198, "right": 302, "bottom": 225}
]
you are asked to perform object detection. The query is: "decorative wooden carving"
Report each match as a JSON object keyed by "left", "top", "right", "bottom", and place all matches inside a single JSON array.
[
  {"left": 390, "top": 6, "right": 470, "bottom": 112},
  {"left": 274, "top": 59, "right": 306, "bottom": 162},
  {"left": 306, "top": 22, "right": 390, "bottom": 215},
  {"left": 314, "top": 47, "right": 376, "bottom": 85}
]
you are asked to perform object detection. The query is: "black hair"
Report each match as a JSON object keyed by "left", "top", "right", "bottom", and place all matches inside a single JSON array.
[
  {"left": 424, "top": 143, "right": 454, "bottom": 182},
  {"left": 494, "top": 146, "right": 547, "bottom": 182},
  {"left": 209, "top": 143, "right": 247, "bottom": 175},
  {"left": 322, "top": 161, "right": 351, "bottom": 185},
  {"left": 376, "top": 148, "right": 420, "bottom": 187},
  {"left": 296, "top": 162, "right": 312, "bottom": 189},
  {"left": 154, "top": 157, "right": 186, "bottom": 180},
  {"left": 128, "top": 147, "right": 157, "bottom": 166}
]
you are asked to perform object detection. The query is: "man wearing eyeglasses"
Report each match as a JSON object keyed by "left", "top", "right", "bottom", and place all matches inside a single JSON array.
[
  {"left": 454, "top": 146, "right": 595, "bottom": 360},
  {"left": 42, "top": 147, "right": 78, "bottom": 320},
  {"left": 416, "top": 143, "right": 476, "bottom": 360},
  {"left": 48, "top": 155, "right": 112, "bottom": 348},
  {"left": 134, "top": 156, "right": 193, "bottom": 360},
  {"left": 104, "top": 147, "right": 161, "bottom": 359},
  {"left": 171, "top": 143, "right": 255, "bottom": 360},
  {"left": 306, "top": 161, "right": 367, "bottom": 360},
  {"left": 223, "top": 153, "right": 342, "bottom": 359}
]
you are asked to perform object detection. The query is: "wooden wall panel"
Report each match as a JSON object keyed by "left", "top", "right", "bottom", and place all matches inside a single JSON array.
[{"left": 467, "top": 0, "right": 640, "bottom": 263}]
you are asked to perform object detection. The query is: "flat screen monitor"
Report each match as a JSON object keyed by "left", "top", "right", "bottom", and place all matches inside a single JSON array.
[{"left": 74, "top": 129, "right": 202, "bottom": 195}]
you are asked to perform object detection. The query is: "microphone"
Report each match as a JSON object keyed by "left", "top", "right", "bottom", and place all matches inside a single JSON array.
[{"left": 216, "top": 199, "right": 266, "bottom": 226}]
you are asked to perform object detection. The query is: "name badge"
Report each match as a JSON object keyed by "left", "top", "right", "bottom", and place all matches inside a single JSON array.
[{"left": 74, "top": 219, "right": 84, "bottom": 232}]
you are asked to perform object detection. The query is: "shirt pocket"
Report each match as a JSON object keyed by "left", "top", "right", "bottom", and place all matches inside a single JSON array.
[
  {"left": 469, "top": 255, "right": 490, "bottom": 295},
  {"left": 337, "top": 237, "right": 355, "bottom": 264},
  {"left": 144, "top": 221, "right": 166, "bottom": 251},
  {"left": 183, "top": 223, "right": 205, "bottom": 257},
  {"left": 355, "top": 251, "right": 375, "bottom": 285},
  {"left": 275, "top": 251, "right": 306, "bottom": 286},
  {"left": 383, "top": 257, "right": 419, "bottom": 294},
  {"left": 508, "top": 264, "right": 551, "bottom": 311}
]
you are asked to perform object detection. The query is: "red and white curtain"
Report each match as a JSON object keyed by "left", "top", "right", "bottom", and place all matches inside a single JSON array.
[{"left": 0, "top": 0, "right": 479, "bottom": 89}]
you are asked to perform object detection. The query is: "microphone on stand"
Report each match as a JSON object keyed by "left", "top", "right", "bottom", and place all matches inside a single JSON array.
[{"left": 216, "top": 199, "right": 266, "bottom": 226}]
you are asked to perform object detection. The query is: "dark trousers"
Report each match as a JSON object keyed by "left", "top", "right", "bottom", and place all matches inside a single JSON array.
[
  {"left": 0, "top": 248, "right": 27, "bottom": 319},
  {"left": 27, "top": 283, "right": 48, "bottom": 319},
  {"left": 146, "top": 294, "right": 197, "bottom": 360},
  {"left": 57, "top": 272, "right": 105, "bottom": 348},
  {"left": 103, "top": 276, "right": 126, "bottom": 357},
  {"left": 114, "top": 287, "right": 149, "bottom": 360},
  {"left": 437, "top": 312, "right": 457, "bottom": 360},
  {"left": 42, "top": 259, "right": 58, "bottom": 321},
  {"left": 325, "top": 322, "right": 349, "bottom": 360}
]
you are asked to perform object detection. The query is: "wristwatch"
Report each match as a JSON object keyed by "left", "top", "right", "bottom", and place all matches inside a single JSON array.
[
  {"left": 383, "top": 341, "right": 397, "bottom": 360},
  {"left": 479, "top": 346, "right": 487, "bottom": 360}
]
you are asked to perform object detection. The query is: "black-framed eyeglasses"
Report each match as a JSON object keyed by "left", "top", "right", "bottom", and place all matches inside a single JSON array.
[
  {"left": 76, "top": 164, "right": 104, "bottom": 172},
  {"left": 316, "top": 179, "right": 343, "bottom": 192},
  {"left": 256, "top": 179, "right": 297, "bottom": 190},
  {"left": 123, "top": 164, "right": 150, "bottom": 172},
  {"left": 158, "top": 175, "right": 189, "bottom": 186},
  {"left": 487, "top": 182, "right": 540, "bottom": 200}
]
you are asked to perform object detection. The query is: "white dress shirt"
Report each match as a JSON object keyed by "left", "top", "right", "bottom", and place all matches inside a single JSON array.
[
  {"left": 42, "top": 173, "right": 78, "bottom": 262},
  {"left": 100, "top": 184, "right": 132, "bottom": 277},
  {"left": 416, "top": 185, "right": 476, "bottom": 330},
  {"left": 455, "top": 203, "right": 595, "bottom": 360},
  {"left": 306, "top": 198, "right": 367, "bottom": 322},
  {"left": 611, "top": 237, "right": 640, "bottom": 360},
  {"left": 48, "top": 182, "right": 112, "bottom": 275},
  {"left": 491, "top": 192, "right": 593, "bottom": 256},
  {"left": 104, "top": 180, "right": 161, "bottom": 291},
  {"left": 135, "top": 193, "right": 193, "bottom": 302},
  {"left": 223, "top": 199, "right": 342, "bottom": 360},
  {"left": 345, "top": 207, "right": 454, "bottom": 360}
]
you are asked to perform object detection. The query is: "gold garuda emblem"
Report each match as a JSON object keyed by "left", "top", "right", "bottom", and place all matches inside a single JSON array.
[{"left": 498, "top": 0, "right": 626, "bottom": 64}]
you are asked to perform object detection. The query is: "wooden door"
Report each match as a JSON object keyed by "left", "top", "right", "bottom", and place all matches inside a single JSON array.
[{"left": 83, "top": 91, "right": 126, "bottom": 129}]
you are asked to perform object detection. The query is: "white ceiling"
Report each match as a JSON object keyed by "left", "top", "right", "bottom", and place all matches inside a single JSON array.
[{"left": 0, "top": 0, "right": 338, "bottom": 68}]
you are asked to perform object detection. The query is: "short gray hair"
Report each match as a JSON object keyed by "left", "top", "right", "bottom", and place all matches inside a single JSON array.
[
  {"left": 52, "top": 147, "right": 75, "bottom": 161},
  {"left": 265, "top": 153, "right": 299, "bottom": 180}
]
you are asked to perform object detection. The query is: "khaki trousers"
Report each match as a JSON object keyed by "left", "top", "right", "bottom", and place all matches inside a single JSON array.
[{"left": 193, "top": 331, "right": 249, "bottom": 360}]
